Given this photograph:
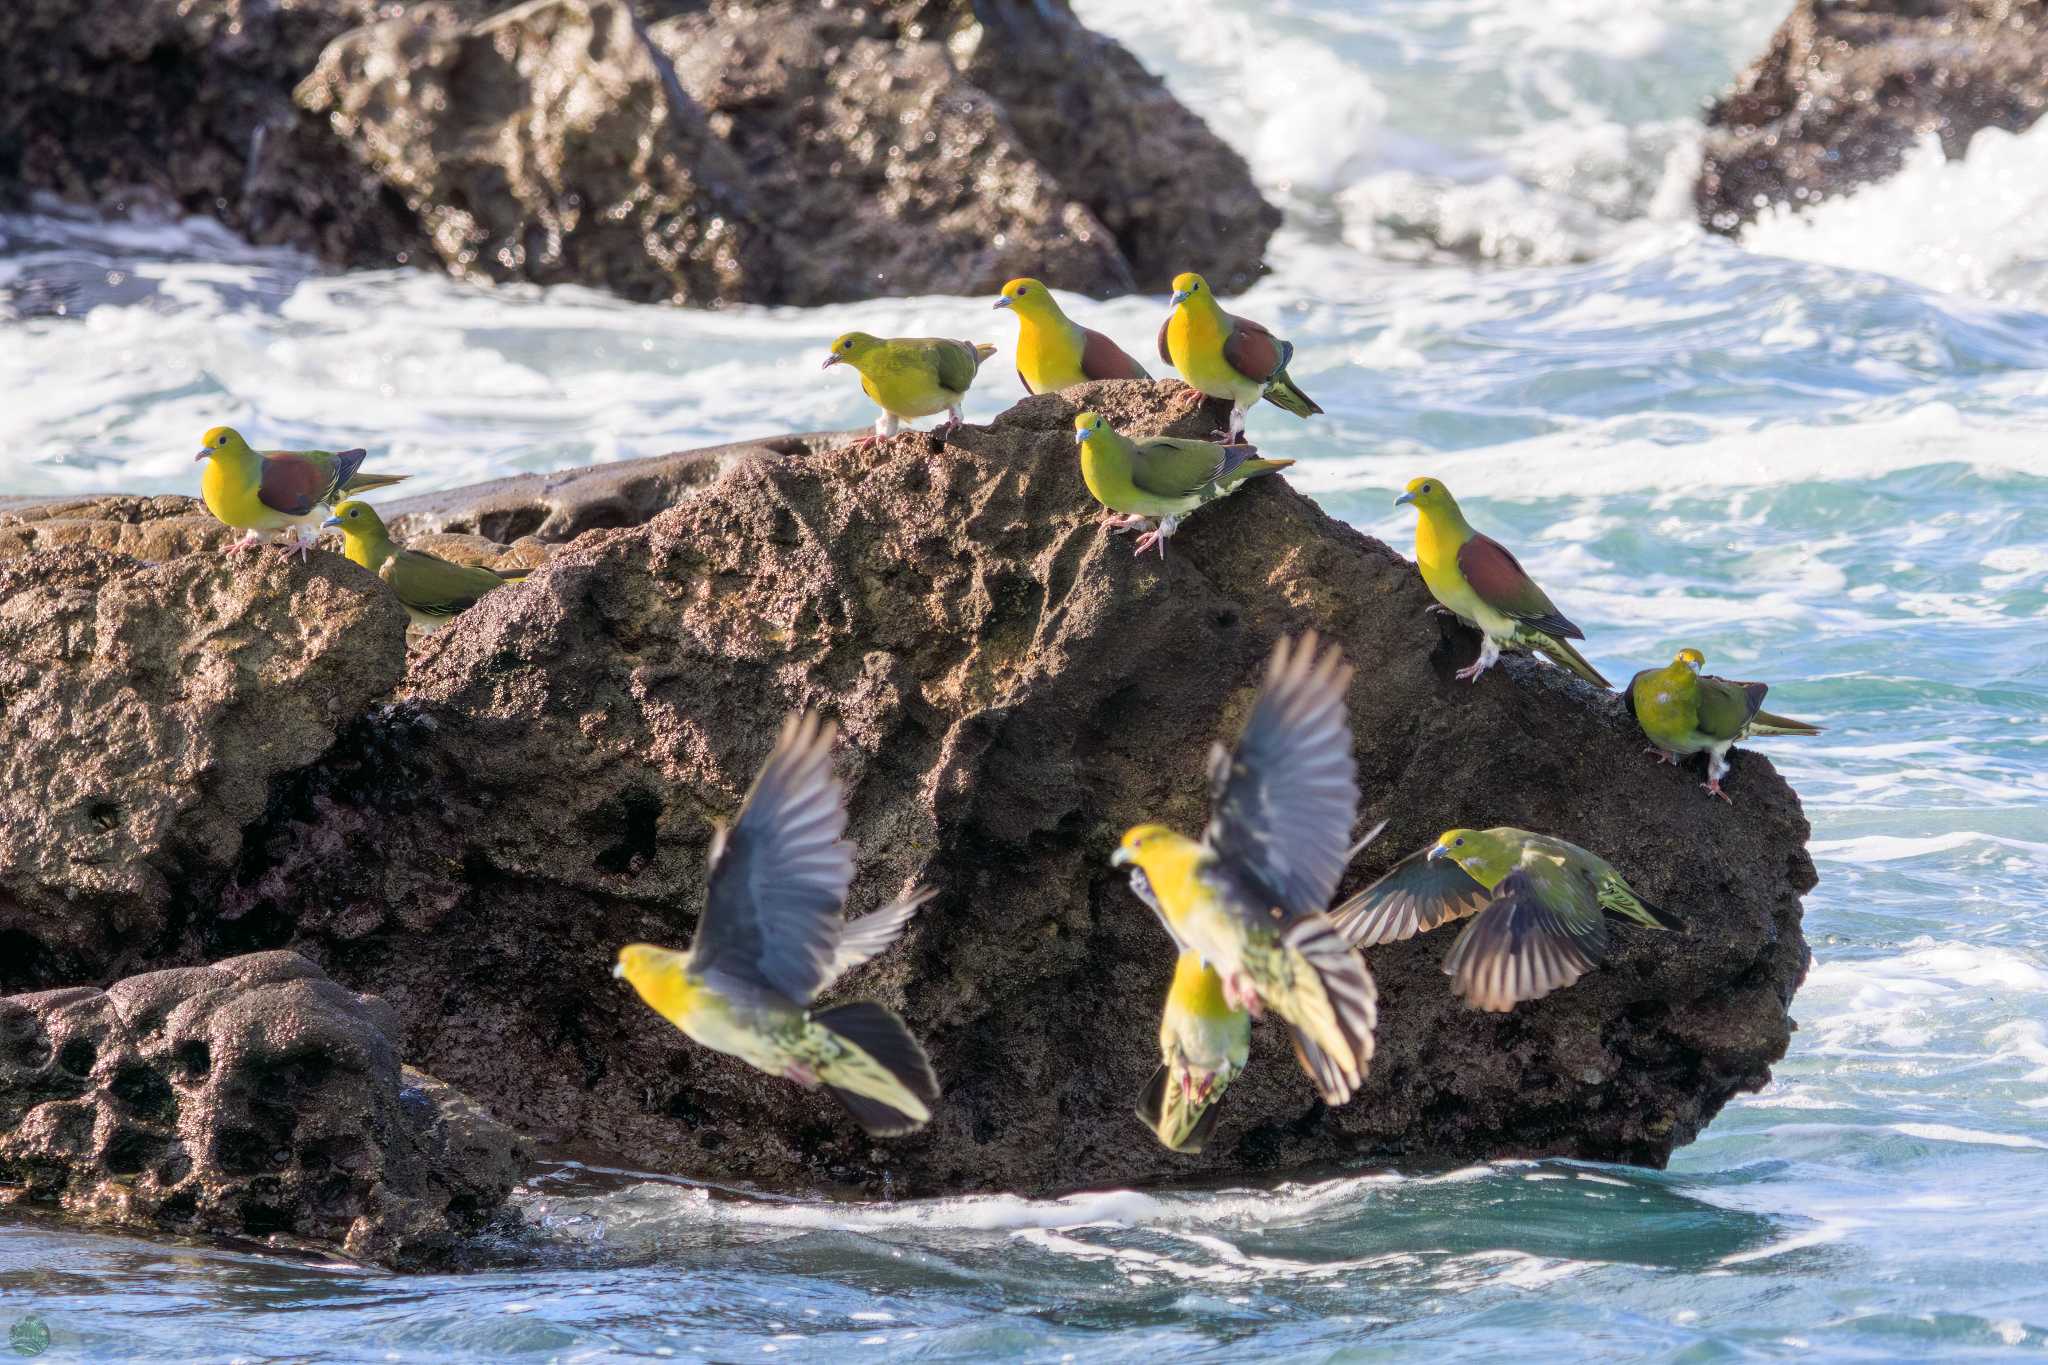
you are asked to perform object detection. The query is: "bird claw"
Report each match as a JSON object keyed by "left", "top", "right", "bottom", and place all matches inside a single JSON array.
[
  {"left": 1644, "top": 746, "right": 1679, "bottom": 766},
  {"left": 1131, "top": 530, "right": 1168, "bottom": 558},
  {"left": 1423, "top": 603, "right": 1455, "bottom": 617},
  {"left": 1454, "top": 659, "right": 1488, "bottom": 683},
  {"left": 847, "top": 434, "right": 888, "bottom": 452},
  {"left": 1701, "top": 780, "right": 1732, "bottom": 804}
]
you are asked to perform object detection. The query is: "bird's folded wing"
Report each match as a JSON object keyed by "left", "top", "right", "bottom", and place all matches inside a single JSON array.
[
  {"left": 1456, "top": 534, "right": 1583, "bottom": 640},
  {"left": 1621, "top": 669, "right": 1656, "bottom": 722},
  {"left": 386, "top": 550, "right": 512, "bottom": 615},
  {"left": 1203, "top": 632, "right": 1359, "bottom": 918},
  {"left": 688, "top": 712, "right": 857, "bottom": 1001},
  {"left": 931, "top": 339, "right": 980, "bottom": 393},
  {"left": 1221, "top": 314, "right": 1282, "bottom": 382},
  {"left": 1082, "top": 327, "right": 1149, "bottom": 381},
  {"left": 1128, "top": 438, "right": 1234, "bottom": 498},
  {"left": 1696, "top": 675, "right": 1768, "bottom": 739},
  {"left": 1441, "top": 865, "right": 1607, "bottom": 1012},
  {"left": 1328, "top": 843, "right": 1495, "bottom": 946},
  {"left": 1156, "top": 317, "right": 1173, "bottom": 367},
  {"left": 255, "top": 452, "right": 337, "bottom": 517}
]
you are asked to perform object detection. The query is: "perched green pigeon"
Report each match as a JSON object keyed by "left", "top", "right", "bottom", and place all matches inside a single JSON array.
[
  {"left": 823, "top": 332, "right": 995, "bottom": 446},
  {"left": 324, "top": 500, "right": 528, "bottom": 631},
  {"left": 1073, "top": 410, "right": 1293, "bottom": 557},
  {"left": 1628, "top": 648, "right": 1823, "bottom": 802},
  {"left": 196, "top": 425, "right": 406, "bottom": 559},
  {"left": 1159, "top": 272, "right": 1322, "bottom": 442}
]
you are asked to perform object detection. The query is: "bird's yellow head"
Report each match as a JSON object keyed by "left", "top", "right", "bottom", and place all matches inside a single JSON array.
[
  {"left": 195, "top": 426, "right": 251, "bottom": 463},
  {"left": 1674, "top": 648, "right": 1706, "bottom": 672},
  {"left": 994, "top": 278, "right": 1059, "bottom": 318},
  {"left": 822, "top": 331, "right": 883, "bottom": 370},
  {"left": 1111, "top": 824, "right": 1200, "bottom": 887},
  {"left": 1073, "top": 411, "right": 1111, "bottom": 446},
  {"left": 613, "top": 943, "right": 695, "bottom": 1017},
  {"left": 1428, "top": 827, "right": 1510, "bottom": 883},
  {"left": 1394, "top": 476, "right": 1455, "bottom": 513},
  {"left": 1167, "top": 272, "right": 1210, "bottom": 309},
  {"left": 321, "top": 498, "right": 389, "bottom": 538}
]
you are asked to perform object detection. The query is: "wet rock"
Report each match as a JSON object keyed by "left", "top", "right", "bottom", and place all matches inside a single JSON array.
[
  {"left": 191, "top": 378, "right": 1812, "bottom": 1198},
  {"left": 1696, "top": 0, "right": 2048, "bottom": 232},
  {"left": 3, "top": 0, "right": 1274, "bottom": 303},
  {"left": 0, "top": 951, "right": 521, "bottom": 1268},
  {"left": 0, "top": 548, "right": 407, "bottom": 989}
]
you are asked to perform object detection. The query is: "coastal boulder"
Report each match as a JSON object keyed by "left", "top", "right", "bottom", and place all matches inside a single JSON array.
[
  {"left": 1696, "top": 0, "right": 2048, "bottom": 231},
  {"left": 0, "top": 548, "right": 407, "bottom": 989},
  {"left": 208, "top": 379, "right": 1813, "bottom": 1197},
  {"left": 0, "top": 951, "right": 522, "bottom": 1268}
]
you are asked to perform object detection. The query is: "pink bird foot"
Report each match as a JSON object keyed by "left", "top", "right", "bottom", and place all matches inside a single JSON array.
[
  {"left": 1101, "top": 512, "right": 1149, "bottom": 534},
  {"left": 1644, "top": 746, "right": 1679, "bottom": 765},
  {"left": 1131, "top": 529, "right": 1169, "bottom": 558},
  {"left": 783, "top": 1062, "right": 821, "bottom": 1088},
  {"left": 1701, "top": 779, "right": 1732, "bottom": 804},
  {"left": 221, "top": 533, "right": 262, "bottom": 556},
  {"left": 1454, "top": 658, "right": 1490, "bottom": 683},
  {"left": 848, "top": 434, "right": 889, "bottom": 452}
]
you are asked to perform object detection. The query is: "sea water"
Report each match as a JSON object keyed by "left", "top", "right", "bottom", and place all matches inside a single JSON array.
[{"left": 3, "top": 0, "right": 2047, "bottom": 1357}]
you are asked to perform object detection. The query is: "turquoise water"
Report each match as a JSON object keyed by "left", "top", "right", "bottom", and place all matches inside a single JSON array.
[{"left": 5, "top": 0, "right": 2048, "bottom": 1357}]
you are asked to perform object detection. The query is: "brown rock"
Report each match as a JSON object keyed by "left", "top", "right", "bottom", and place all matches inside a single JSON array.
[
  {"left": 296, "top": 0, "right": 779, "bottom": 305},
  {"left": 0, "top": 495, "right": 231, "bottom": 564},
  {"left": 0, "top": 950, "right": 521, "bottom": 1268},
  {"left": 0, "top": 547, "right": 408, "bottom": 988},
  {"left": 174, "top": 378, "right": 1811, "bottom": 1198},
  {"left": 1697, "top": 0, "right": 2048, "bottom": 231}
]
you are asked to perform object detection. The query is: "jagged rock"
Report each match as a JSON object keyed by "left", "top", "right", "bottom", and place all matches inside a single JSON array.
[
  {"left": 0, "top": 495, "right": 230, "bottom": 563},
  {"left": 169, "top": 378, "right": 1812, "bottom": 1198},
  {"left": 1697, "top": 0, "right": 2048, "bottom": 232},
  {"left": 0, "top": 547, "right": 407, "bottom": 989},
  {"left": 2, "top": 0, "right": 1274, "bottom": 303},
  {"left": 0, "top": 951, "right": 522, "bottom": 1268}
]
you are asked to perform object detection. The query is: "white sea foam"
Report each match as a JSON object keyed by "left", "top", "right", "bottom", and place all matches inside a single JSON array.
[{"left": 1743, "top": 125, "right": 2048, "bottom": 306}]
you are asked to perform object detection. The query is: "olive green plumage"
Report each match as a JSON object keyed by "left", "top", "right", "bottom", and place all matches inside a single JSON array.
[
  {"left": 1136, "top": 950, "right": 1251, "bottom": 1153},
  {"left": 1072, "top": 410, "right": 1294, "bottom": 557},
  {"left": 1331, "top": 827, "right": 1682, "bottom": 1012},
  {"left": 822, "top": 331, "right": 996, "bottom": 443},
  {"left": 1627, "top": 648, "right": 1823, "bottom": 802},
  {"left": 324, "top": 499, "right": 528, "bottom": 632}
]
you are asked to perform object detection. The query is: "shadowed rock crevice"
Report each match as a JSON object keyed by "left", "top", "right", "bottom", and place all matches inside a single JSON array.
[{"left": 0, "top": 952, "right": 523, "bottom": 1268}]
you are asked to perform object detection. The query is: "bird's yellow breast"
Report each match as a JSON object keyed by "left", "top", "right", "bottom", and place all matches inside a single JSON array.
[
  {"left": 1017, "top": 317, "right": 1087, "bottom": 393},
  {"left": 857, "top": 350, "right": 959, "bottom": 419},
  {"left": 1413, "top": 508, "right": 1506, "bottom": 634},
  {"left": 201, "top": 455, "right": 295, "bottom": 534},
  {"left": 1632, "top": 666, "right": 1704, "bottom": 751},
  {"left": 1167, "top": 308, "right": 1258, "bottom": 404}
]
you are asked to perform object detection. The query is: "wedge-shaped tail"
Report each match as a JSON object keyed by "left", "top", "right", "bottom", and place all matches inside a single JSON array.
[
  {"left": 1533, "top": 631, "right": 1611, "bottom": 689},
  {"left": 1749, "top": 709, "right": 1823, "bottom": 737},
  {"left": 1261, "top": 372, "right": 1322, "bottom": 418},
  {"left": 1270, "top": 915, "right": 1378, "bottom": 1106},
  {"left": 1136, "top": 1064, "right": 1228, "bottom": 1155},
  {"left": 811, "top": 1000, "right": 941, "bottom": 1137}
]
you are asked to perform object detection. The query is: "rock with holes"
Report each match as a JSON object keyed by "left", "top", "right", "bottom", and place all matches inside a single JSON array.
[
  {"left": 1696, "top": 0, "right": 2048, "bottom": 233},
  {"left": 0, "top": 547, "right": 407, "bottom": 988},
  {"left": 204, "top": 378, "right": 1812, "bottom": 1198},
  {"left": 0, "top": 495, "right": 232, "bottom": 563},
  {"left": 0, "top": 951, "right": 521, "bottom": 1267}
]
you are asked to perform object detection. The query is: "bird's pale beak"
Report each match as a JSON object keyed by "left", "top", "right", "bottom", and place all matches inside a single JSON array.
[
  {"left": 611, "top": 962, "right": 626, "bottom": 980},
  {"left": 1426, "top": 843, "right": 1447, "bottom": 862},
  {"left": 1110, "top": 846, "right": 1135, "bottom": 868},
  {"left": 1168, "top": 289, "right": 1192, "bottom": 307},
  {"left": 821, "top": 354, "right": 841, "bottom": 369},
  {"left": 193, "top": 449, "right": 211, "bottom": 462},
  {"left": 1394, "top": 491, "right": 1417, "bottom": 507},
  {"left": 993, "top": 296, "right": 1012, "bottom": 310},
  {"left": 1074, "top": 427, "right": 1090, "bottom": 445},
  {"left": 321, "top": 515, "right": 342, "bottom": 528}
]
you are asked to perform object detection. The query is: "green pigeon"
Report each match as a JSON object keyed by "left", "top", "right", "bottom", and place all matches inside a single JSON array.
[
  {"left": 324, "top": 499, "right": 529, "bottom": 631},
  {"left": 1073, "top": 410, "right": 1294, "bottom": 557},
  {"left": 1330, "top": 827, "right": 1682, "bottom": 1012},
  {"left": 822, "top": 332, "right": 996, "bottom": 446},
  {"left": 1627, "top": 647, "right": 1823, "bottom": 802},
  {"left": 1135, "top": 946, "right": 1251, "bottom": 1154}
]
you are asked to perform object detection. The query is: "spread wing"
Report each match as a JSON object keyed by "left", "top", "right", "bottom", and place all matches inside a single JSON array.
[
  {"left": 686, "top": 712, "right": 857, "bottom": 1002},
  {"left": 382, "top": 549, "right": 514, "bottom": 618},
  {"left": 1080, "top": 327, "right": 1149, "bottom": 381},
  {"left": 1696, "top": 675, "right": 1768, "bottom": 739},
  {"left": 1220, "top": 313, "right": 1284, "bottom": 383},
  {"left": 255, "top": 452, "right": 343, "bottom": 517},
  {"left": 1456, "top": 534, "right": 1583, "bottom": 640},
  {"left": 1440, "top": 862, "right": 1608, "bottom": 1013},
  {"left": 1127, "top": 437, "right": 1233, "bottom": 498},
  {"left": 1203, "top": 632, "right": 1359, "bottom": 918},
  {"left": 1157, "top": 316, "right": 1173, "bottom": 367},
  {"left": 1328, "top": 843, "right": 1495, "bottom": 947}
]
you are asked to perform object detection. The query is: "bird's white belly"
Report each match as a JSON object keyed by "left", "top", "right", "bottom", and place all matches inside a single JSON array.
[{"left": 679, "top": 997, "right": 790, "bottom": 1074}]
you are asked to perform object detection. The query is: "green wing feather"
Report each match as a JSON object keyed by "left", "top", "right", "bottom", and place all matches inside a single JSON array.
[
  {"left": 1127, "top": 437, "right": 1231, "bottom": 498},
  {"left": 1694, "top": 676, "right": 1766, "bottom": 740},
  {"left": 1440, "top": 861, "right": 1607, "bottom": 1012},
  {"left": 927, "top": 339, "right": 989, "bottom": 395},
  {"left": 1329, "top": 842, "right": 1495, "bottom": 947},
  {"left": 382, "top": 548, "right": 521, "bottom": 618}
]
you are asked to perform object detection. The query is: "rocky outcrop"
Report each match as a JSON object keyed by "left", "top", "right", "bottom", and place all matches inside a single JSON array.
[
  {"left": 9, "top": 382, "right": 1813, "bottom": 1199},
  {"left": 2, "top": 0, "right": 1273, "bottom": 303},
  {"left": 1697, "top": 0, "right": 2048, "bottom": 231},
  {"left": 0, "top": 951, "right": 522, "bottom": 1268},
  {"left": 0, "top": 547, "right": 407, "bottom": 989},
  {"left": 0, "top": 496, "right": 232, "bottom": 563}
]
